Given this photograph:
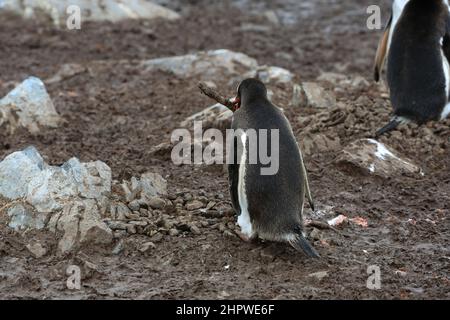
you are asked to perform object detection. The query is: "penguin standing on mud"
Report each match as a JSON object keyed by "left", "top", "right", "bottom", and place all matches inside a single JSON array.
[
  {"left": 228, "top": 78, "right": 319, "bottom": 258},
  {"left": 374, "top": 0, "right": 450, "bottom": 136}
]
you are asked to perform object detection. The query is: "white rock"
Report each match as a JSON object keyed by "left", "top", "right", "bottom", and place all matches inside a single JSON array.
[
  {"left": 336, "top": 139, "right": 422, "bottom": 178},
  {"left": 7, "top": 204, "right": 47, "bottom": 231},
  {"left": 1, "top": 147, "right": 114, "bottom": 252},
  {"left": 0, "top": 146, "right": 45, "bottom": 200},
  {"left": 141, "top": 49, "right": 258, "bottom": 80},
  {"left": 246, "top": 66, "right": 294, "bottom": 85},
  {"left": 26, "top": 157, "right": 112, "bottom": 213},
  {"left": 27, "top": 165, "right": 79, "bottom": 213},
  {"left": 0, "top": 77, "right": 61, "bottom": 134},
  {"left": 0, "top": 0, "right": 179, "bottom": 26},
  {"left": 66, "top": 159, "right": 112, "bottom": 199},
  {"left": 0, "top": 77, "right": 61, "bottom": 133},
  {"left": 180, "top": 103, "right": 233, "bottom": 130}
]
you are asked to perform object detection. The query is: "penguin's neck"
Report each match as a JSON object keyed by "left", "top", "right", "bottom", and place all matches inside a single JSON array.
[{"left": 241, "top": 95, "right": 270, "bottom": 109}]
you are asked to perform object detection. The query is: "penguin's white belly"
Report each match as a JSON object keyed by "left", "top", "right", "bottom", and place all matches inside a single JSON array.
[
  {"left": 237, "top": 132, "right": 254, "bottom": 238},
  {"left": 441, "top": 46, "right": 450, "bottom": 120},
  {"left": 442, "top": 103, "right": 450, "bottom": 120}
]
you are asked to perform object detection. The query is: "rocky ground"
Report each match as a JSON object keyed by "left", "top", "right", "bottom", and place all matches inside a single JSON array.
[{"left": 0, "top": 0, "right": 449, "bottom": 300}]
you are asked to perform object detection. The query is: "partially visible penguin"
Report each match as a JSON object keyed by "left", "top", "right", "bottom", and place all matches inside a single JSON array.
[
  {"left": 228, "top": 78, "right": 319, "bottom": 258},
  {"left": 374, "top": 0, "right": 450, "bottom": 136}
]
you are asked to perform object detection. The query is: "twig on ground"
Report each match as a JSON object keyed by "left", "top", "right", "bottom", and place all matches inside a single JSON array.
[
  {"left": 198, "top": 82, "right": 235, "bottom": 112},
  {"left": 305, "top": 219, "right": 340, "bottom": 233}
]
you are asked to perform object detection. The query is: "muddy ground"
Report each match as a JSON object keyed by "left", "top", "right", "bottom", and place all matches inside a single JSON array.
[{"left": 0, "top": 0, "right": 449, "bottom": 300}]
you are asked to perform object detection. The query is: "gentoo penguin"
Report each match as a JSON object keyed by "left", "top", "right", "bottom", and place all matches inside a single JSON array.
[
  {"left": 228, "top": 78, "right": 319, "bottom": 258},
  {"left": 374, "top": 0, "right": 450, "bottom": 136}
]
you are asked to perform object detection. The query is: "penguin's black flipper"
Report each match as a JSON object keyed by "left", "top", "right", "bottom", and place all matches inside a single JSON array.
[
  {"left": 289, "top": 228, "right": 320, "bottom": 259},
  {"left": 375, "top": 117, "right": 401, "bottom": 137},
  {"left": 228, "top": 135, "right": 241, "bottom": 215}
]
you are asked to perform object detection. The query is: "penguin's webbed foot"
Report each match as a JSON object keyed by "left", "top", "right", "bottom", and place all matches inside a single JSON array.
[{"left": 235, "top": 229, "right": 256, "bottom": 243}]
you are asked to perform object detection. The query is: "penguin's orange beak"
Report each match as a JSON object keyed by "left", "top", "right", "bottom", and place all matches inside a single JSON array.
[{"left": 232, "top": 97, "right": 241, "bottom": 111}]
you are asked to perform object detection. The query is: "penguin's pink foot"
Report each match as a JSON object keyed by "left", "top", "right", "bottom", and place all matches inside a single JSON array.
[
  {"left": 235, "top": 229, "right": 258, "bottom": 243},
  {"left": 235, "top": 229, "right": 251, "bottom": 242}
]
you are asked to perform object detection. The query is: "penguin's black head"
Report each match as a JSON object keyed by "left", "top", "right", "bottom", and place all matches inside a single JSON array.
[{"left": 233, "top": 78, "right": 268, "bottom": 111}]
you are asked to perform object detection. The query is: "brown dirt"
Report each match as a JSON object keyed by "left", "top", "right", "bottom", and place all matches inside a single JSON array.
[{"left": 0, "top": 0, "right": 449, "bottom": 300}]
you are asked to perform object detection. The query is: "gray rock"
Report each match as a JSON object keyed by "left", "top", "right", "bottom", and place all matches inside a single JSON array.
[
  {"left": 1, "top": 147, "right": 114, "bottom": 253},
  {"left": 139, "top": 172, "right": 168, "bottom": 198},
  {"left": 294, "top": 82, "right": 336, "bottom": 109},
  {"left": 26, "top": 242, "right": 47, "bottom": 258},
  {"left": 54, "top": 200, "right": 113, "bottom": 254},
  {"left": 317, "top": 72, "right": 370, "bottom": 90},
  {"left": 316, "top": 72, "right": 347, "bottom": 84},
  {"left": 45, "top": 63, "right": 86, "bottom": 84},
  {"left": 190, "top": 225, "right": 201, "bottom": 235},
  {"left": 336, "top": 139, "right": 422, "bottom": 178},
  {"left": 115, "top": 202, "right": 131, "bottom": 220},
  {"left": 7, "top": 204, "right": 47, "bottom": 231},
  {"left": 139, "top": 241, "right": 156, "bottom": 253},
  {"left": 26, "top": 157, "right": 111, "bottom": 213},
  {"left": 66, "top": 158, "right": 112, "bottom": 199},
  {"left": 112, "top": 240, "right": 124, "bottom": 255},
  {"left": 246, "top": 65, "right": 294, "bottom": 85},
  {"left": 0, "top": 0, "right": 180, "bottom": 27},
  {"left": 0, "top": 77, "right": 61, "bottom": 134},
  {"left": 53, "top": 203, "right": 80, "bottom": 254},
  {"left": 26, "top": 165, "right": 78, "bottom": 213},
  {"left": 180, "top": 103, "right": 232, "bottom": 130},
  {"left": 186, "top": 200, "right": 204, "bottom": 211},
  {"left": 106, "top": 220, "right": 128, "bottom": 230},
  {"left": 309, "top": 228, "right": 322, "bottom": 241},
  {"left": 148, "top": 197, "right": 166, "bottom": 210},
  {"left": 0, "top": 147, "right": 111, "bottom": 213},
  {"left": 308, "top": 271, "right": 329, "bottom": 281},
  {"left": 78, "top": 200, "right": 113, "bottom": 246},
  {"left": 0, "top": 146, "right": 45, "bottom": 200},
  {"left": 141, "top": 49, "right": 258, "bottom": 81},
  {"left": 128, "top": 200, "right": 141, "bottom": 212},
  {"left": 121, "top": 172, "right": 167, "bottom": 204},
  {"left": 126, "top": 224, "right": 137, "bottom": 234},
  {"left": 300, "top": 133, "right": 341, "bottom": 156}
]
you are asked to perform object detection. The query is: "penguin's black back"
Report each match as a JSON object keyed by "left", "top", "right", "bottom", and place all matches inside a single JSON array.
[
  {"left": 231, "top": 98, "right": 305, "bottom": 236},
  {"left": 387, "top": 0, "right": 449, "bottom": 123}
]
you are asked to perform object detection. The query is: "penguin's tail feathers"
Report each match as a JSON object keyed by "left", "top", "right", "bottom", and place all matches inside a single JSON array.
[
  {"left": 375, "top": 116, "right": 405, "bottom": 138},
  {"left": 288, "top": 229, "right": 320, "bottom": 259}
]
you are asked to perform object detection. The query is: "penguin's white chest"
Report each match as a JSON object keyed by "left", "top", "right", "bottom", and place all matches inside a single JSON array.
[
  {"left": 237, "top": 132, "right": 254, "bottom": 238},
  {"left": 441, "top": 41, "right": 450, "bottom": 119}
]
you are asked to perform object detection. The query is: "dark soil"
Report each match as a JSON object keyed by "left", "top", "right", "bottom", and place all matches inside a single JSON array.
[{"left": 0, "top": 0, "right": 449, "bottom": 300}]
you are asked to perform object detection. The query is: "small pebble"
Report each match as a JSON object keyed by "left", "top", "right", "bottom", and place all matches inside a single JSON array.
[{"left": 149, "top": 197, "right": 166, "bottom": 210}]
